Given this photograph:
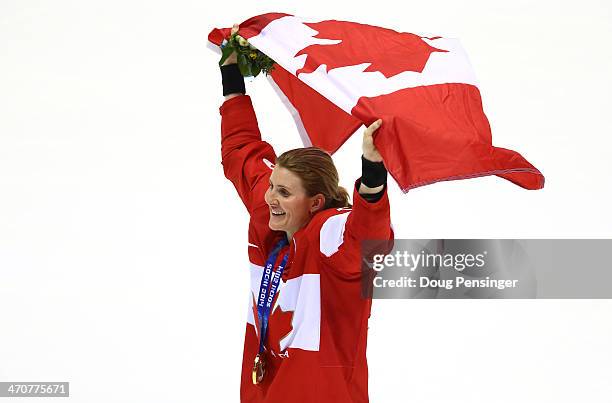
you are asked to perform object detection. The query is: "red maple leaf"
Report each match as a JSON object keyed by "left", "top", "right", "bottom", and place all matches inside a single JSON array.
[
  {"left": 251, "top": 289, "right": 294, "bottom": 355},
  {"left": 295, "top": 20, "right": 448, "bottom": 78},
  {"left": 267, "top": 305, "right": 294, "bottom": 355}
]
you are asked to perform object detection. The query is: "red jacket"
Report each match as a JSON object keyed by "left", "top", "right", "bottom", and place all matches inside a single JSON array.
[{"left": 220, "top": 95, "right": 393, "bottom": 403}]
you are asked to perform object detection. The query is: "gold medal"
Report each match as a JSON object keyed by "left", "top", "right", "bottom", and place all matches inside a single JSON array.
[{"left": 252, "top": 353, "right": 266, "bottom": 385}]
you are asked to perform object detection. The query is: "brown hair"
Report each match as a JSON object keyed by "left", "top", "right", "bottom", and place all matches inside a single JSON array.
[{"left": 276, "top": 147, "right": 351, "bottom": 210}]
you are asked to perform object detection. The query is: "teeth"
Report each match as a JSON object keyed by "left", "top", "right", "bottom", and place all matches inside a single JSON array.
[{"left": 271, "top": 210, "right": 285, "bottom": 216}]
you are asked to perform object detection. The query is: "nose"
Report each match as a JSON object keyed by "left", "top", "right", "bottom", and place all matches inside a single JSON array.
[{"left": 265, "top": 188, "right": 278, "bottom": 206}]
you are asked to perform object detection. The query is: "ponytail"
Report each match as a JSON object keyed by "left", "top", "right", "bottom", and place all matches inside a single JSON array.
[{"left": 327, "top": 185, "right": 352, "bottom": 209}]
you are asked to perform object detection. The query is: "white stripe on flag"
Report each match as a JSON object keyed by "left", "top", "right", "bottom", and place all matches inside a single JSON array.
[{"left": 267, "top": 74, "right": 313, "bottom": 147}]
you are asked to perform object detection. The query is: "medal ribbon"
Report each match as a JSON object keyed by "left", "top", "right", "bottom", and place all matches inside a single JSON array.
[{"left": 256, "top": 238, "right": 289, "bottom": 355}]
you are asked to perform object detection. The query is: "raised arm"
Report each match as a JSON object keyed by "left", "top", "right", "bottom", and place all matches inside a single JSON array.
[
  {"left": 320, "top": 120, "right": 394, "bottom": 278},
  {"left": 218, "top": 25, "right": 276, "bottom": 214}
]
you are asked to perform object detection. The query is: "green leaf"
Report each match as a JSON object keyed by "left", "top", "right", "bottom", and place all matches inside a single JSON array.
[
  {"left": 237, "top": 53, "right": 252, "bottom": 77},
  {"left": 218, "top": 44, "right": 235, "bottom": 66},
  {"left": 251, "top": 65, "right": 261, "bottom": 77}
]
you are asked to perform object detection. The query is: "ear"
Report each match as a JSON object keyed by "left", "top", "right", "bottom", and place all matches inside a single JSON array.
[{"left": 310, "top": 194, "right": 326, "bottom": 213}]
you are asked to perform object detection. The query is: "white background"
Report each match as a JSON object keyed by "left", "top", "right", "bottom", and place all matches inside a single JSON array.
[{"left": 1, "top": 1, "right": 611, "bottom": 402}]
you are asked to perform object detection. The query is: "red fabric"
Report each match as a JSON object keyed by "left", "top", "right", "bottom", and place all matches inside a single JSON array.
[
  {"left": 208, "top": 13, "right": 291, "bottom": 46},
  {"left": 210, "top": 13, "right": 545, "bottom": 192},
  {"left": 220, "top": 95, "right": 393, "bottom": 402},
  {"left": 295, "top": 20, "right": 448, "bottom": 77},
  {"left": 269, "top": 64, "right": 362, "bottom": 153},
  {"left": 351, "top": 84, "right": 545, "bottom": 190}
]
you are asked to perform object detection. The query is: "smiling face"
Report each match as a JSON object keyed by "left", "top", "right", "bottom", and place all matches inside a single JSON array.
[{"left": 264, "top": 166, "right": 324, "bottom": 239}]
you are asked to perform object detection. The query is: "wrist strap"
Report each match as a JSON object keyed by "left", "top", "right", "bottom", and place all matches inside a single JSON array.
[
  {"left": 220, "top": 64, "right": 246, "bottom": 96},
  {"left": 361, "top": 155, "right": 387, "bottom": 188}
]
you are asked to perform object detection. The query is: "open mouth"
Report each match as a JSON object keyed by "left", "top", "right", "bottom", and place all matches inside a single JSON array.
[{"left": 270, "top": 209, "right": 286, "bottom": 216}]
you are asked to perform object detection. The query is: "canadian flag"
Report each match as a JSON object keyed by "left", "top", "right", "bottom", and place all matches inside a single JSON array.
[{"left": 209, "top": 13, "right": 545, "bottom": 191}]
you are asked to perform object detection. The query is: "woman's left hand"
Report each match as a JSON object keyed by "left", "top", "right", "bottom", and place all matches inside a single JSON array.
[{"left": 362, "top": 119, "right": 383, "bottom": 162}]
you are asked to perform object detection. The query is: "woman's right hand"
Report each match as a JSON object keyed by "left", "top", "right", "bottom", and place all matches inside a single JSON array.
[
  {"left": 221, "top": 24, "right": 240, "bottom": 66},
  {"left": 362, "top": 119, "right": 383, "bottom": 163}
]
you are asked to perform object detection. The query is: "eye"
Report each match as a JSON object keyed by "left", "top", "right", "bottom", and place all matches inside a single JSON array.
[{"left": 279, "top": 189, "right": 290, "bottom": 197}]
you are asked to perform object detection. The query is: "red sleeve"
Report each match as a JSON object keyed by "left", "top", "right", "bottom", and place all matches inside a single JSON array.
[
  {"left": 320, "top": 180, "right": 393, "bottom": 279},
  {"left": 219, "top": 95, "right": 277, "bottom": 214},
  {"left": 345, "top": 180, "right": 392, "bottom": 242}
]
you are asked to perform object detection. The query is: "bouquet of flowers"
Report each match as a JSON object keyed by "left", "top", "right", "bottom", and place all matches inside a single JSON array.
[{"left": 218, "top": 32, "right": 275, "bottom": 77}]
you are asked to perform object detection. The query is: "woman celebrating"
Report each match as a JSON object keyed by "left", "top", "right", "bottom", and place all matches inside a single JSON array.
[{"left": 218, "top": 24, "right": 393, "bottom": 403}]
